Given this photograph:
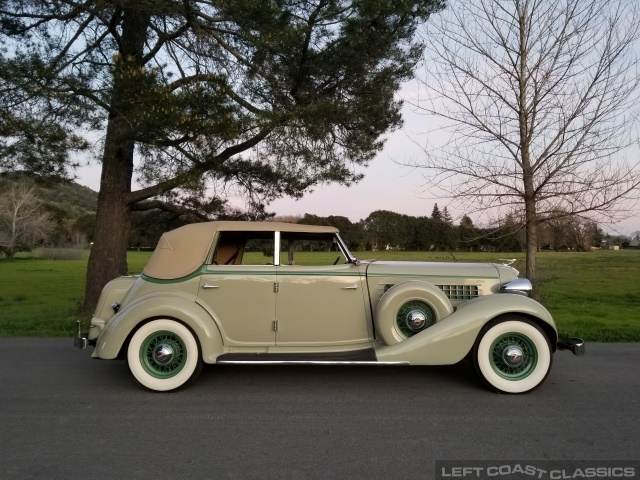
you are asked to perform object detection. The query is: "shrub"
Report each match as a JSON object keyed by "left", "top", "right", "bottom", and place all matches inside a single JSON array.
[{"left": 40, "top": 248, "right": 84, "bottom": 260}]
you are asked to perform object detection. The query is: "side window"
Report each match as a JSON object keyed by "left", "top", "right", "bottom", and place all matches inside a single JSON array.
[
  {"left": 212, "top": 231, "right": 275, "bottom": 265},
  {"left": 279, "top": 233, "right": 345, "bottom": 266}
]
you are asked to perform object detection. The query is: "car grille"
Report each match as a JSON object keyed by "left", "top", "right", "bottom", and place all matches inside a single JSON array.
[{"left": 436, "top": 285, "right": 479, "bottom": 301}]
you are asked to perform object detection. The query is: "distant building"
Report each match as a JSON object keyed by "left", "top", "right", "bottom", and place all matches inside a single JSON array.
[{"left": 629, "top": 240, "right": 640, "bottom": 250}]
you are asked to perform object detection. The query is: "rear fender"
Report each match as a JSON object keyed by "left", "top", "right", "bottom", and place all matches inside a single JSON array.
[
  {"left": 93, "top": 276, "right": 138, "bottom": 323},
  {"left": 374, "top": 294, "right": 557, "bottom": 365},
  {"left": 93, "top": 292, "right": 224, "bottom": 363}
]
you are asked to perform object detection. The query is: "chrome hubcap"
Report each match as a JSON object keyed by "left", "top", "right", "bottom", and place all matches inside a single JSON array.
[
  {"left": 396, "top": 301, "right": 435, "bottom": 338},
  {"left": 153, "top": 344, "right": 175, "bottom": 365},
  {"left": 502, "top": 345, "right": 524, "bottom": 367},
  {"left": 405, "top": 310, "right": 427, "bottom": 332}
]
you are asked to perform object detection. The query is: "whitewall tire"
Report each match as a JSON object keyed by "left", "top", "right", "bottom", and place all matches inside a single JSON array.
[
  {"left": 473, "top": 317, "right": 552, "bottom": 394},
  {"left": 127, "top": 319, "right": 203, "bottom": 392}
]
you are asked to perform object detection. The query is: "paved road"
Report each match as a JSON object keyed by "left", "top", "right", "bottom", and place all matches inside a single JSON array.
[{"left": 0, "top": 339, "right": 638, "bottom": 480}]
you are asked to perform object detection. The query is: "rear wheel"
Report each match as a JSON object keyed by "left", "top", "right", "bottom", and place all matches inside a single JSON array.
[
  {"left": 473, "top": 317, "right": 552, "bottom": 393},
  {"left": 127, "top": 319, "right": 203, "bottom": 392}
]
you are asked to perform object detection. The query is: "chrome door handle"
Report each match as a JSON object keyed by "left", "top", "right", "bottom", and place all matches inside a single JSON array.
[
  {"left": 342, "top": 285, "right": 359, "bottom": 290},
  {"left": 202, "top": 284, "right": 220, "bottom": 289}
]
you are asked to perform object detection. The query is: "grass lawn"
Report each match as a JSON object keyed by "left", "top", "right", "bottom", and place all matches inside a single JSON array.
[
  {"left": 0, "top": 249, "right": 638, "bottom": 341},
  {"left": 0, "top": 251, "right": 149, "bottom": 337}
]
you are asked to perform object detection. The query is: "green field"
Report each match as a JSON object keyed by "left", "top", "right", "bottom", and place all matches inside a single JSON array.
[{"left": 0, "top": 249, "right": 638, "bottom": 341}]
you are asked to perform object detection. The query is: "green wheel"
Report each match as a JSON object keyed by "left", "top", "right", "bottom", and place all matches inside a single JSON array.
[
  {"left": 488, "top": 332, "right": 537, "bottom": 380},
  {"left": 127, "top": 319, "right": 203, "bottom": 392},
  {"left": 396, "top": 300, "right": 436, "bottom": 338},
  {"left": 473, "top": 317, "right": 552, "bottom": 393},
  {"left": 375, "top": 281, "right": 453, "bottom": 345},
  {"left": 140, "top": 331, "right": 188, "bottom": 379}
]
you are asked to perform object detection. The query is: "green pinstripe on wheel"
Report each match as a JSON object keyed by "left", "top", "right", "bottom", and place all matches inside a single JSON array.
[
  {"left": 489, "top": 333, "right": 538, "bottom": 380},
  {"left": 140, "top": 330, "right": 187, "bottom": 379}
]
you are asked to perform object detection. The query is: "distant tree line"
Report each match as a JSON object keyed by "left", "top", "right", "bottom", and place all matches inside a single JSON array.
[
  {"left": 294, "top": 205, "right": 622, "bottom": 253},
  {"left": 28, "top": 203, "right": 640, "bottom": 254},
  {"left": 61, "top": 205, "right": 640, "bottom": 253},
  {"left": 3, "top": 176, "right": 638, "bottom": 257}
]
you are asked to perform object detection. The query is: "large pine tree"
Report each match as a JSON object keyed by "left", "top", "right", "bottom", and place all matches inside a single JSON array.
[{"left": 0, "top": 0, "right": 443, "bottom": 310}]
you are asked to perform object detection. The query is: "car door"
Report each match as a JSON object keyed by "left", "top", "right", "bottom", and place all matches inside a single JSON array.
[
  {"left": 274, "top": 233, "right": 369, "bottom": 346},
  {"left": 197, "top": 230, "right": 277, "bottom": 346}
]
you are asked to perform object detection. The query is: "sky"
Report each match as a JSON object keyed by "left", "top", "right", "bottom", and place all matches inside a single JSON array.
[
  {"left": 269, "top": 103, "right": 435, "bottom": 222},
  {"left": 74, "top": 85, "right": 640, "bottom": 237}
]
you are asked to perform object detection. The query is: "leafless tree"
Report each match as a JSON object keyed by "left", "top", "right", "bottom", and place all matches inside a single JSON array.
[
  {"left": 567, "top": 218, "right": 600, "bottom": 252},
  {"left": 542, "top": 214, "right": 600, "bottom": 251},
  {"left": 0, "top": 184, "right": 54, "bottom": 258},
  {"left": 413, "top": 0, "right": 640, "bottom": 292}
]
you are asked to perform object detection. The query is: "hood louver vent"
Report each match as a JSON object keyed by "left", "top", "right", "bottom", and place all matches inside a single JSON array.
[{"left": 436, "top": 285, "right": 479, "bottom": 301}]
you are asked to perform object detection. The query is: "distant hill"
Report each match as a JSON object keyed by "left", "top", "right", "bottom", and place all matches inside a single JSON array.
[
  {"left": 0, "top": 171, "right": 197, "bottom": 247},
  {"left": 0, "top": 171, "right": 97, "bottom": 217}
]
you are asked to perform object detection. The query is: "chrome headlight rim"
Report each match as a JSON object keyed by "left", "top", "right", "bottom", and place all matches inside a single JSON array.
[{"left": 499, "top": 278, "right": 533, "bottom": 297}]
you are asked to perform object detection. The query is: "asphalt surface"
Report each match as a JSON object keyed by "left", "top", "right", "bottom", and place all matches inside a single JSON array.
[{"left": 0, "top": 339, "right": 638, "bottom": 480}]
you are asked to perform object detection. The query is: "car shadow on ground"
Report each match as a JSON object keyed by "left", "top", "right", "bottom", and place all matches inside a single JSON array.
[
  {"left": 195, "top": 360, "right": 483, "bottom": 392},
  {"left": 84, "top": 356, "right": 483, "bottom": 394}
]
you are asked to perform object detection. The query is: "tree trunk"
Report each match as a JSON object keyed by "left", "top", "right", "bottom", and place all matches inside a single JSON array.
[
  {"left": 82, "top": 122, "right": 133, "bottom": 313},
  {"left": 81, "top": 8, "right": 149, "bottom": 314},
  {"left": 524, "top": 199, "right": 538, "bottom": 298},
  {"left": 516, "top": 0, "right": 539, "bottom": 299}
]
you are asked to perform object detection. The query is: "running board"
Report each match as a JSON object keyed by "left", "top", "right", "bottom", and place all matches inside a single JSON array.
[
  {"left": 216, "top": 360, "right": 409, "bottom": 366},
  {"left": 215, "top": 348, "right": 409, "bottom": 365}
]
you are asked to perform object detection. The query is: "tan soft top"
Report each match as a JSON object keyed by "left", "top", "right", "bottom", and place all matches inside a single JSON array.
[{"left": 143, "top": 221, "right": 338, "bottom": 280}]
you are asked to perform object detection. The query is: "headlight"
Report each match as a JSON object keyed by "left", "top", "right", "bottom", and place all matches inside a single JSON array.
[{"left": 499, "top": 278, "right": 532, "bottom": 297}]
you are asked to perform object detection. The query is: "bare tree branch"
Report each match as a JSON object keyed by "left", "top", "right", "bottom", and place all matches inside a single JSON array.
[
  {"left": 130, "top": 199, "right": 211, "bottom": 221},
  {"left": 126, "top": 128, "right": 273, "bottom": 204},
  {"left": 412, "top": 0, "right": 640, "bottom": 291}
]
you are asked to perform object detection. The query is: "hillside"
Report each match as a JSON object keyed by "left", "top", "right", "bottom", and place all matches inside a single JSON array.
[
  {"left": 0, "top": 171, "right": 97, "bottom": 217},
  {"left": 0, "top": 172, "right": 199, "bottom": 247}
]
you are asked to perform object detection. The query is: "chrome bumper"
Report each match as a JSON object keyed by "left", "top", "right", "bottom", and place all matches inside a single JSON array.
[
  {"left": 557, "top": 337, "right": 585, "bottom": 356},
  {"left": 74, "top": 320, "right": 95, "bottom": 349}
]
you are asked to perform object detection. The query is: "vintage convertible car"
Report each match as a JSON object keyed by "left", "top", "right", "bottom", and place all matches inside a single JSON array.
[{"left": 75, "top": 221, "right": 584, "bottom": 393}]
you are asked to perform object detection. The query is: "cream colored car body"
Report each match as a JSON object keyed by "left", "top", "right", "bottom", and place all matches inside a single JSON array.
[{"left": 87, "top": 221, "right": 556, "bottom": 362}]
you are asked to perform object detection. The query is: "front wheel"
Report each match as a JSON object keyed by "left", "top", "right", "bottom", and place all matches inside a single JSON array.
[
  {"left": 127, "top": 319, "right": 203, "bottom": 392},
  {"left": 472, "top": 317, "right": 552, "bottom": 394}
]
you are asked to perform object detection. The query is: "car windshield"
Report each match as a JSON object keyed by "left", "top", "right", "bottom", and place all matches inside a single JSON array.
[
  {"left": 278, "top": 232, "right": 357, "bottom": 266},
  {"left": 336, "top": 233, "right": 358, "bottom": 264}
]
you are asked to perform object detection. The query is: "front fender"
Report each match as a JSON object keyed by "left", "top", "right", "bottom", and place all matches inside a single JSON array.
[
  {"left": 374, "top": 294, "right": 557, "bottom": 365},
  {"left": 93, "top": 292, "right": 224, "bottom": 363}
]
